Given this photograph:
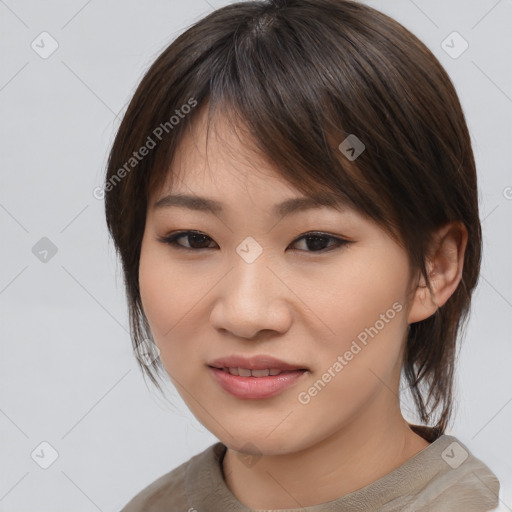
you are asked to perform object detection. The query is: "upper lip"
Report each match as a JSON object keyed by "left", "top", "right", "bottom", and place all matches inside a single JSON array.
[{"left": 207, "top": 355, "right": 307, "bottom": 371}]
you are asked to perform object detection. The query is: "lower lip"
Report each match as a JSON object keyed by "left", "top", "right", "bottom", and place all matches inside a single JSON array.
[{"left": 208, "top": 367, "right": 308, "bottom": 399}]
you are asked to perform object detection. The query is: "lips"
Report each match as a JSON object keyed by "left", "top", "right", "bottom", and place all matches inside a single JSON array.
[
  {"left": 207, "top": 355, "right": 309, "bottom": 398},
  {"left": 207, "top": 354, "right": 307, "bottom": 373},
  {"left": 208, "top": 366, "right": 308, "bottom": 399}
]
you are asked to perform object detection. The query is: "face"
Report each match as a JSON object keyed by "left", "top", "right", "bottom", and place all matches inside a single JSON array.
[{"left": 139, "top": 108, "right": 418, "bottom": 455}]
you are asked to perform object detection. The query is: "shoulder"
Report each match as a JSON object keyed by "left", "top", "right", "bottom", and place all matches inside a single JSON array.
[
  {"left": 119, "top": 442, "right": 224, "bottom": 512},
  {"left": 402, "top": 435, "right": 501, "bottom": 512}
]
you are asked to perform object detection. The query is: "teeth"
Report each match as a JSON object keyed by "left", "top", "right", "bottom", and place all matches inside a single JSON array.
[
  {"left": 221, "top": 367, "right": 284, "bottom": 377},
  {"left": 251, "top": 369, "right": 270, "bottom": 377}
]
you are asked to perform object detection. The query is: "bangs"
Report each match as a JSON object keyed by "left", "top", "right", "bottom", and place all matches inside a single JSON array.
[{"left": 145, "top": 6, "right": 409, "bottom": 247}]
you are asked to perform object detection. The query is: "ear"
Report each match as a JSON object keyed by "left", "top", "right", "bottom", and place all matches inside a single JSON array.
[{"left": 407, "top": 221, "right": 468, "bottom": 324}]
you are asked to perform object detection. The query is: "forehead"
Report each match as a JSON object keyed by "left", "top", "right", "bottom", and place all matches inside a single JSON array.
[
  {"left": 156, "top": 107, "right": 312, "bottom": 201},
  {"left": 150, "top": 105, "right": 359, "bottom": 223}
]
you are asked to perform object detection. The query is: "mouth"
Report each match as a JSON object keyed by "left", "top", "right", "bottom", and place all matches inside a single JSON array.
[
  {"left": 206, "top": 355, "right": 309, "bottom": 399},
  {"left": 208, "top": 366, "right": 305, "bottom": 377},
  {"left": 207, "top": 354, "right": 308, "bottom": 373}
]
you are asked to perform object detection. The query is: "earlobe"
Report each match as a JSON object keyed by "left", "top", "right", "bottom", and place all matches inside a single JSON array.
[{"left": 407, "top": 221, "right": 468, "bottom": 324}]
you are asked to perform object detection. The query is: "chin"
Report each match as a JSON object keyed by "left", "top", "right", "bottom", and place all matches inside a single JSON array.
[{"left": 216, "top": 425, "right": 308, "bottom": 456}]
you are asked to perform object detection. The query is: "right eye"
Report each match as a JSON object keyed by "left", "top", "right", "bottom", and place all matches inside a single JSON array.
[{"left": 158, "top": 231, "right": 218, "bottom": 251}]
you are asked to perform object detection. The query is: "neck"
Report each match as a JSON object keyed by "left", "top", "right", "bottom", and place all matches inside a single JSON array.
[{"left": 222, "top": 401, "right": 430, "bottom": 509}]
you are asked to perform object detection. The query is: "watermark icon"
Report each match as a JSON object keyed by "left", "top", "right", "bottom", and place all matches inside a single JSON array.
[
  {"left": 236, "top": 236, "right": 263, "bottom": 264},
  {"left": 32, "top": 237, "right": 58, "bottom": 263},
  {"left": 93, "top": 97, "right": 198, "bottom": 200},
  {"left": 441, "top": 441, "right": 469, "bottom": 469},
  {"left": 31, "top": 441, "right": 59, "bottom": 469},
  {"left": 134, "top": 338, "right": 160, "bottom": 366},
  {"left": 236, "top": 442, "right": 263, "bottom": 468},
  {"left": 297, "top": 301, "right": 403, "bottom": 405},
  {"left": 441, "top": 31, "right": 469, "bottom": 59},
  {"left": 338, "top": 134, "right": 365, "bottom": 161},
  {"left": 31, "top": 32, "right": 59, "bottom": 59},
  {"left": 503, "top": 186, "right": 512, "bottom": 200}
]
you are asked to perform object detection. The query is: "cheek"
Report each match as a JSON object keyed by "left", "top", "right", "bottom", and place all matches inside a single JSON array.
[
  {"left": 318, "top": 254, "right": 408, "bottom": 341},
  {"left": 139, "top": 244, "right": 164, "bottom": 333},
  {"left": 298, "top": 292, "right": 407, "bottom": 437},
  {"left": 138, "top": 237, "right": 185, "bottom": 339},
  {"left": 138, "top": 237, "right": 211, "bottom": 376},
  {"left": 139, "top": 249, "right": 182, "bottom": 379},
  {"left": 314, "top": 254, "right": 410, "bottom": 399}
]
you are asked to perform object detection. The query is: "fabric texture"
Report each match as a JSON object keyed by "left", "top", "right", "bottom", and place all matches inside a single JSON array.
[{"left": 120, "top": 433, "right": 500, "bottom": 511}]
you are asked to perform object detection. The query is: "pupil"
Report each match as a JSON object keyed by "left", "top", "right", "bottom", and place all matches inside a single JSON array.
[
  {"left": 306, "top": 236, "right": 327, "bottom": 251},
  {"left": 189, "top": 234, "right": 209, "bottom": 248}
]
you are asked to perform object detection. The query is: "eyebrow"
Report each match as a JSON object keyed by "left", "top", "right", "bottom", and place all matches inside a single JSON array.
[{"left": 153, "top": 193, "right": 345, "bottom": 217}]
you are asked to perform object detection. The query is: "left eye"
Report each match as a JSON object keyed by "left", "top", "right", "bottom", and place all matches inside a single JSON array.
[
  {"left": 159, "top": 230, "right": 350, "bottom": 253},
  {"left": 292, "top": 233, "right": 347, "bottom": 252}
]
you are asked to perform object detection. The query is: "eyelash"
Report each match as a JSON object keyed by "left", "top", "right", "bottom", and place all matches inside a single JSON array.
[{"left": 157, "top": 230, "right": 351, "bottom": 254}]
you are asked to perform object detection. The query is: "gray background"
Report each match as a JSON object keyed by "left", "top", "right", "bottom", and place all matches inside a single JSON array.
[{"left": 1, "top": 0, "right": 511, "bottom": 510}]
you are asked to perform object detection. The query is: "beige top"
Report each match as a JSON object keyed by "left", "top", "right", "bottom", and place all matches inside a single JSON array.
[{"left": 120, "top": 434, "right": 500, "bottom": 511}]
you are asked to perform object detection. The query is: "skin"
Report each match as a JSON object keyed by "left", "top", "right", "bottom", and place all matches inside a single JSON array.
[{"left": 139, "top": 107, "right": 468, "bottom": 509}]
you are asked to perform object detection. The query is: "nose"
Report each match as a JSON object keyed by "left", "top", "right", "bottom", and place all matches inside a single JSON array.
[{"left": 209, "top": 253, "right": 293, "bottom": 340}]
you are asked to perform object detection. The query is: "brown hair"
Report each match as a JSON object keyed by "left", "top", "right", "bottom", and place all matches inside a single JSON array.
[{"left": 104, "top": 0, "right": 481, "bottom": 440}]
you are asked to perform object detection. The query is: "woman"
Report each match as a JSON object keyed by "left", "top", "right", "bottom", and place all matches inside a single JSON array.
[{"left": 104, "top": 0, "right": 500, "bottom": 510}]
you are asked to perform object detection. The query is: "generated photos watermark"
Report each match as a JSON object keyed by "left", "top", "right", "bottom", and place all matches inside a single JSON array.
[
  {"left": 297, "top": 301, "right": 403, "bottom": 405},
  {"left": 93, "top": 97, "right": 198, "bottom": 200}
]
